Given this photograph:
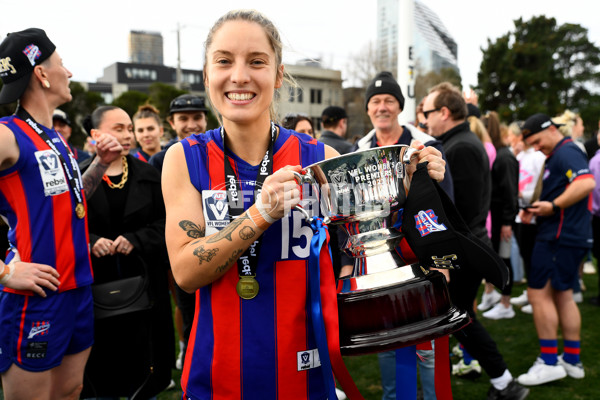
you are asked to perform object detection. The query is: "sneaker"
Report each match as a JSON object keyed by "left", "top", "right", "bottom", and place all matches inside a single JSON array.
[
  {"left": 487, "top": 379, "right": 529, "bottom": 400},
  {"left": 583, "top": 261, "right": 596, "bottom": 274},
  {"left": 478, "top": 289, "right": 502, "bottom": 311},
  {"left": 176, "top": 349, "right": 184, "bottom": 370},
  {"left": 573, "top": 291, "right": 583, "bottom": 304},
  {"left": 335, "top": 388, "right": 348, "bottom": 400},
  {"left": 510, "top": 290, "right": 529, "bottom": 306},
  {"left": 483, "top": 303, "right": 516, "bottom": 320},
  {"left": 167, "top": 379, "right": 176, "bottom": 390},
  {"left": 451, "top": 343, "right": 464, "bottom": 358},
  {"left": 452, "top": 358, "right": 482, "bottom": 379},
  {"left": 521, "top": 304, "right": 533, "bottom": 314},
  {"left": 517, "top": 357, "right": 567, "bottom": 386},
  {"left": 558, "top": 354, "right": 585, "bottom": 379}
]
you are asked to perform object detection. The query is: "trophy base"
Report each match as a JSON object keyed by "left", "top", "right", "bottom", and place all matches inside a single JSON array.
[{"left": 338, "top": 269, "right": 470, "bottom": 356}]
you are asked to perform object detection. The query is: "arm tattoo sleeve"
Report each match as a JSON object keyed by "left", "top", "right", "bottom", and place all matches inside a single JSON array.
[
  {"left": 179, "top": 220, "right": 206, "bottom": 238},
  {"left": 215, "top": 248, "right": 244, "bottom": 273},
  {"left": 206, "top": 213, "right": 250, "bottom": 243},
  {"left": 239, "top": 226, "right": 256, "bottom": 240},
  {"left": 82, "top": 158, "right": 109, "bottom": 199},
  {"left": 193, "top": 245, "right": 218, "bottom": 264}
]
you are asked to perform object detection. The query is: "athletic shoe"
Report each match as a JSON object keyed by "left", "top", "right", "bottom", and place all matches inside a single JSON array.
[
  {"left": 510, "top": 290, "right": 529, "bottom": 306},
  {"left": 176, "top": 350, "right": 184, "bottom": 370},
  {"left": 167, "top": 379, "right": 176, "bottom": 390},
  {"left": 452, "top": 359, "right": 482, "bottom": 379},
  {"left": 558, "top": 354, "right": 585, "bottom": 379},
  {"left": 573, "top": 291, "right": 583, "bottom": 304},
  {"left": 517, "top": 357, "right": 567, "bottom": 386},
  {"left": 583, "top": 261, "right": 596, "bottom": 274},
  {"left": 335, "top": 387, "right": 348, "bottom": 400},
  {"left": 521, "top": 304, "right": 533, "bottom": 314},
  {"left": 483, "top": 303, "right": 516, "bottom": 320},
  {"left": 478, "top": 289, "right": 502, "bottom": 311},
  {"left": 451, "top": 343, "right": 464, "bottom": 358},
  {"left": 487, "top": 379, "right": 530, "bottom": 400}
]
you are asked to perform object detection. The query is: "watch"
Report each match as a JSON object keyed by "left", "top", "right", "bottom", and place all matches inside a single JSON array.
[{"left": 551, "top": 201, "right": 561, "bottom": 214}]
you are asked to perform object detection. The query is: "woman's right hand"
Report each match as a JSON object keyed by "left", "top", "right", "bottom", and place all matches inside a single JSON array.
[
  {"left": 256, "top": 165, "right": 302, "bottom": 221},
  {"left": 92, "top": 237, "right": 114, "bottom": 258}
]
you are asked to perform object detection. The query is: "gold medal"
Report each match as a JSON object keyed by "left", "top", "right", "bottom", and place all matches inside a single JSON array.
[
  {"left": 75, "top": 203, "right": 86, "bottom": 219},
  {"left": 236, "top": 275, "right": 259, "bottom": 300}
]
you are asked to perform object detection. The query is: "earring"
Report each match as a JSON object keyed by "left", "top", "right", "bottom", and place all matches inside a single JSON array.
[{"left": 43, "top": 80, "right": 50, "bottom": 88}]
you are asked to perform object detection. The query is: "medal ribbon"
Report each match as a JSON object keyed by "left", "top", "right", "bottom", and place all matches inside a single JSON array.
[
  {"left": 309, "top": 217, "right": 364, "bottom": 400},
  {"left": 222, "top": 122, "right": 276, "bottom": 287},
  {"left": 15, "top": 107, "right": 85, "bottom": 213}
]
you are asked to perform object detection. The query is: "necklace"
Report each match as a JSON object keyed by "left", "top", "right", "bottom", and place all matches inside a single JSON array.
[{"left": 102, "top": 156, "right": 129, "bottom": 189}]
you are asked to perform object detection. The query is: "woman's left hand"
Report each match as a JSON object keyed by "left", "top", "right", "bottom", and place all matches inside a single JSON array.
[
  {"left": 410, "top": 140, "right": 446, "bottom": 182},
  {"left": 111, "top": 235, "right": 134, "bottom": 255}
]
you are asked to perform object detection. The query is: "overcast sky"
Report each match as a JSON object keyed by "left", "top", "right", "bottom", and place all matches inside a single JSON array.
[{"left": 2, "top": 0, "right": 598, "bottom": 89}]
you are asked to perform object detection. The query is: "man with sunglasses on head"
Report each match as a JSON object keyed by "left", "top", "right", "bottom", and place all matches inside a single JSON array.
[
  {"left": 423, "top": 82, "right": 529, "bottom": 399},
  {"left": 149, "top": 94, "right": 208, "bottom": 174}
]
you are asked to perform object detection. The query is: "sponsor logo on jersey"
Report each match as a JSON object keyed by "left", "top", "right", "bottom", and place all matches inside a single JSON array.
[
  {"left": 25, "top": 342, "right": 47, "bottom": 359},
  {"left": 35, "top": 150, "right": 69, "bottom": 196},
  {"left": 414, "top": 209, "right": 447, "bottom": 237}
]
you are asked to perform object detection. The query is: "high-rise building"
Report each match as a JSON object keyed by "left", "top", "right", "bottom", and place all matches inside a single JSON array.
[
  {"left": 376, "top": 0, "right": 459, "bottom": 77},
  {"left": 129, "top": 30, "right": 163, "bottom": 65}
]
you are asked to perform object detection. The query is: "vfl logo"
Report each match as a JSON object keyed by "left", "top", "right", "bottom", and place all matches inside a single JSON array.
[
  {"left": 328, "top": 165, "right": 351, "bottom": 194},
  {"left": 297, "top": 349, "right": 321, "bottom": 371},
  {"left": 301, "top": 352, "right": 310, "bottom": 365},
  {"left": 432, "top": 254, "right": 458, "bottom": 269},
  {"left": 206, "top": 192, "right": 228, "bottom": 220},
  {"left": 38, "top": 152, "right": 59, "bottom": 173},
  {"left": 414, "top": 209, "right": 447, "bottom": 237},
  {"left": 23, "top": 44, "right": 42, "bottom": 66},
  {"left": 28, "top": 321, "right": 50, "bottom": 339}
]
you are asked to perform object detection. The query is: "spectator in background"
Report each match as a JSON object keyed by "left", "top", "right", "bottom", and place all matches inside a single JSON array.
[
  {"left": 424, "top": 82, "right": 528, "bottom": 399},
  {"left": 318, "top": 106, "right": 353, "bottom": 154},
  {"left": 583, "top": 118, "right": 600, "bottom": 160},
  {"left": 588, "top": 127, "right": 600, "bottom": 306},
  {"left": 53, "top": 108, "right": 91, "bottom": 162},
  {"left": 132, "top": 104, "right": 164, "bottom": 162},
  {"left": 282, "top": 112, "right": 315, "bottom": 137},
  {"left": 553, "top": 110, "right": 586, "bottom": 155},
  {"left": 480, "top": 112, "right": 519, "bottom": 320},
  {"left": 79, "top": 105, "right": 175, "bottom": 398},
  {"left": 517, "top": 113, "right": 594, "bottom": 386},
  {"left": 149, "top": 94, "right": 208, "bottom": 174}
]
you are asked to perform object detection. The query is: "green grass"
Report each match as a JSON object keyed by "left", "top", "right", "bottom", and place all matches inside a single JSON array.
[{"left": 156, "top": 272, "right": 600, "bottom": 400}]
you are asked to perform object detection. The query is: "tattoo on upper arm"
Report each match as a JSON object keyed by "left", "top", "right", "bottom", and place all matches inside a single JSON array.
[
  {"left": 193, "top": 245, "right": 218, "bottom": 264},
  {"left": 206, "top": 214, "right": 249, "bottom": 243},
  {"left": 215, "top": 248, "right": 243, "bottom": 273},
  {"left": 179, "top": 220, "right": 206, "bottom": 238}
]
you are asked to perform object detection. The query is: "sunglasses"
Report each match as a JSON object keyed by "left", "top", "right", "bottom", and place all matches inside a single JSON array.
[
  {"left": 170, "top": 97, "right": 205, "bottom": 109},
  {"left": 423, "top": 108, "right": 441, "bottom": 119}
]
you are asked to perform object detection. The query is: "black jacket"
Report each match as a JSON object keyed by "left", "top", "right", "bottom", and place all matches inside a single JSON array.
[
  {"left": 318, "top": 130, "right": 354, "bottom": 155},
  {"left": 438, "top": 121, "right": 491, "bottom": 242},
  {"left": 79, "top": 155, "right": 175, "bottom": 398}
]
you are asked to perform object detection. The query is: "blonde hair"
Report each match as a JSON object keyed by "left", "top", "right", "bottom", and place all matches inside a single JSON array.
[
  {"left": 203, "top": 9, "right": 296, "bottom": 124},
  {"left": 468, "top": 115, "right": 492, "bottom": 144},
  {"left": 552, "top": 109, "right": 578, "bottom": 136}
]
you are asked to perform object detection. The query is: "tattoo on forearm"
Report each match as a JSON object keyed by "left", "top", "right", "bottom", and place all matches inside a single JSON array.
[
  {"left": 82, "top": 158, "right": 109, "bottom": 199},
  {"left": 193, "top": 245, "right": 218, "bottom": 264},
  {"left": 239, "top": 226, "right": 256, "bottom": 240},
  {"left": 179, "top": 220, "right": 205, "bottom": 238},
  {"left": 206, "top": 214, "right": 249, "bottom": 243},
  {"left": 215, "top": 249, "right": 243, "bottom": 273}
]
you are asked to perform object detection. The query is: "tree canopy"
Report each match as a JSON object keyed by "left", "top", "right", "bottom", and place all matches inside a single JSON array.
[{"left": 477, "top": 15, "right": 600, "bottom": 129}]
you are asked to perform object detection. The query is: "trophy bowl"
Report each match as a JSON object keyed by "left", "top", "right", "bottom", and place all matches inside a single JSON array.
[{"left": 295, "top": 145, "right": 470, "bottom": 356}]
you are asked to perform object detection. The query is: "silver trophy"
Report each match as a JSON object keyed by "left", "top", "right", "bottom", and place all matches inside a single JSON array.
[{"left": 294, "top": 145, "right": 469, "bottom": 356}]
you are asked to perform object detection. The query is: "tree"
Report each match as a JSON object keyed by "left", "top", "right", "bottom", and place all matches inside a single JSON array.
[{"left": 477, "top": 15, "right": 600, "bottom": 129}]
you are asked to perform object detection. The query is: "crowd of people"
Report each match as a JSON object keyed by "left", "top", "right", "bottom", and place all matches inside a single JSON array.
[{"left": 0, "top": 9, "right": 597, "bottom": 400}]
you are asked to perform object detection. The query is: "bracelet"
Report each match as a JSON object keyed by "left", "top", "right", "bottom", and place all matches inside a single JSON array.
[
  {"left": 0, "top": 262, "right": 14, "bottom": 285},
  {"left": 551, "top": 201, "right": 561, "bottom": 215}
]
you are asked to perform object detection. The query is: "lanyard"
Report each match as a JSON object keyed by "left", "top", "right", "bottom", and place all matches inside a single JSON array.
[
  {"left": 222, "top": 122, "right": 276, "bottom": 299},
  {"left": 16, "top": 107, "right": 86, "bottom": 218}
]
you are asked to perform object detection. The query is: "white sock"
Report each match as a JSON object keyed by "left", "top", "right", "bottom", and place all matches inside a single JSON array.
[{"left": 490, "top": 369, "right": 512, "bottom": 391}]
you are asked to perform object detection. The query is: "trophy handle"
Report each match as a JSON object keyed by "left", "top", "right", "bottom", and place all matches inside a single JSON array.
[
  {"left": 403, "top": 146, "right": 420, "bottom": 164},
  {"left": 292, "top": 171, "right": 318, "bottom": 223}
]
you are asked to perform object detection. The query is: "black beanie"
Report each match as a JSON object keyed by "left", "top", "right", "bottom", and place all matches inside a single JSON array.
[{"left": 365, "top": 71, "right": 405, "bottom": 111}]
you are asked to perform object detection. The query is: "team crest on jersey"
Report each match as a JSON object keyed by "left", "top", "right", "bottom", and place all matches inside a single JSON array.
[
  {"left": 297, "top": 348, "right": 321, "bottom": 371},
  {"left": 414, "top": 209, "right": 447, "bottom": 237},
  {"left": 28, "top": 321, "right": 51, "bottom": 339},
  {"left": 202, "top": 190, "right": 229, "bottom": 235},
  {"left": 35, "top": 150, "right": 68, "bottom": 196}
]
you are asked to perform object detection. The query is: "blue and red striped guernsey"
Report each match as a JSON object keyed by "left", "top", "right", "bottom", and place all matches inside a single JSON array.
[
  {"left": 180, "top": 127, "right": 329, "bottom": 400},
  {"left": 0, "top": 115, "right": 93, "bottom": 295}
]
